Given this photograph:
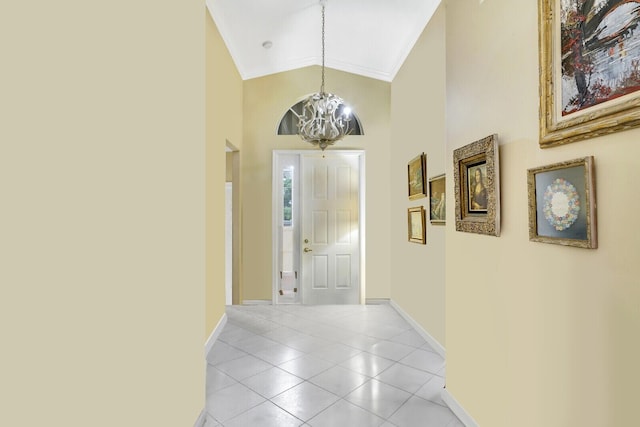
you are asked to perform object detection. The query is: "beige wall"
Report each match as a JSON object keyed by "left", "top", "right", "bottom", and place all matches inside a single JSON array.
[
  {"left": 445, "top": 0, "right": 640, "bottom": 425},
  {"left": 2, "top": 1, "right": 205, "bottom": 425},
  {"left": 390, "top": 5, "right": 447, "bottom": 346},
  {"left": 241, "top": 67, "right": 391, "bottom": 300},
  {"left": 226, "top": 152, "right": 233, "bottom": 182},
  {"left": 205, "top": 13, "right": 242, "bottom": 337}
]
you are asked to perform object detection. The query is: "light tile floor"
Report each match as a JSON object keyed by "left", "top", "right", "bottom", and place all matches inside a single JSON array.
[{"left": 205, "top": 304, "right": 464, "bottom": 427}]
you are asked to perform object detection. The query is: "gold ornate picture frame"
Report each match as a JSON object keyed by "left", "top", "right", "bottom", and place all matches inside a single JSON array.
[
  {"left": 453, "top": 134, "right": 500, "bottom": 236},
  {"left": 539, "top": 0, "right": 640, "bottom": 148},
  {"left": 428, "top": 174, "right": 446, "bottom": 225},
  {"left": 408, "top": 153, "right": 427, "bottom": 200},
  {"left": 408, "top": 206, "right": 426, "bottom": 244},
  {"left": 527, "top": 156, "right": 597, "bottom": 248}
]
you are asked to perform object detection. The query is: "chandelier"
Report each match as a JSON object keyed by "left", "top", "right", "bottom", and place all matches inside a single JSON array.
[{"left": 295, "top": 0, "right": 352, "bottom": 151}]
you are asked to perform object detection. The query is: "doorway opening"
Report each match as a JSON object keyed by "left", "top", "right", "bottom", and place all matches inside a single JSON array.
[
  {"left": 225, "top": 182, "right": 232, "bottom": 305},
  {"left": 226, "top": 142, "right": 240, "bottom": 305}
]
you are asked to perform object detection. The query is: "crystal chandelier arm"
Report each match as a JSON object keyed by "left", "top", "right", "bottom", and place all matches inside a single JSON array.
[{"left": 289, "top": 107, "right": 302, "bottom": 120}]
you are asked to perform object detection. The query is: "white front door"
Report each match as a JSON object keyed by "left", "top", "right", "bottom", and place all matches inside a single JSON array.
[{"left": 301, "top": 152, "right": 360, "bottom": 304}]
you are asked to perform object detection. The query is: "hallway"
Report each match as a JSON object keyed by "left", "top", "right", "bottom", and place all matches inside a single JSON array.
[{"left": 205, "top": 304, "right": 463, "bottom": 426}]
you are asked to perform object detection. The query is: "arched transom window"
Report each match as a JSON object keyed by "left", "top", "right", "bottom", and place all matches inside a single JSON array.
[{"left": 277, "top": 99, "right": 364, "bottom": 136}]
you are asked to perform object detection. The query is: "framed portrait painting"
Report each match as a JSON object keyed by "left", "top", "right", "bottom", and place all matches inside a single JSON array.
[
  {"left": 453, "top": 134, "right": 500, "bottom": 236},
  {"left": 539, "top": 0, "right": 640, "bottom": 147},
  {"left": 408, "top": 206, "right": 426, "bottom": 244},
  {"left": 527, "top": 156, "right": 597, "bottom": 248},
  {"left": 408, "top": 153, "right": 427, "bottom": 200},
  {"left": 428, "top": 174, "right": 446, "bottom": 225}
]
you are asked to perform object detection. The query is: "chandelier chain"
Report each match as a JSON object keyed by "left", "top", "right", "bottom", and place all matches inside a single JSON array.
[
  {"left": 321, "top": 3, "right": 325, "bottom": 94},
  {"left": 295, "top": 0, "right": 352, "bottom": 151}
]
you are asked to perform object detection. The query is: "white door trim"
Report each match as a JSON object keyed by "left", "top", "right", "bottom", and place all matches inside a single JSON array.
[
  {"left": 272, "top": 150, "right": 366, "bottom": 304},
  {"left": 225, "top": 182, "right": 232, "bottom": 306}
]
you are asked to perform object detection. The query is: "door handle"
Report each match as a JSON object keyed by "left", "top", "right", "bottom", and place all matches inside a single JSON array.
[{"left": 304, "top": 247, "right": 313, "bottom": 253}]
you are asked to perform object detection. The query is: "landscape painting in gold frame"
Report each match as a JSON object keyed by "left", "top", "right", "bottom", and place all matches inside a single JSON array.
[
  {"left": 539, "top": 0, "right": 640, "bottom": 148},
  {"left": 408, "top": 153, "right": 427, "bottom": 200},
  {"left": 453, "top": 134, "right": 500, "bottom": 236},
  {"left": 408, "top": 206, "right": 426, "bottom": 244},
  {"left": 527, "top": 156, "right": 597, "bottom": 248},
  {"left": 428, "top": 174, "right": 446, "bottom": 225}
]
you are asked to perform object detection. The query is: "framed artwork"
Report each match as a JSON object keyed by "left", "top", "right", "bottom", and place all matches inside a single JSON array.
[
  {"left": 539, "top": 0, "right": 640, "bottom": 148},
  {"left": 453, "top": 134, "right": 500, "bottom": 236},
  {"left": 408, "top": 206, "right": 426, "bottom": 244},
  {"left": 408, "top": 153, "right": 427, "bottom": 200},
  {"left": 428, "top": 174, "right": 446, "bottom": 225},
  {"left": 527, "top": 156, "right": 597, "bottom": 248}
]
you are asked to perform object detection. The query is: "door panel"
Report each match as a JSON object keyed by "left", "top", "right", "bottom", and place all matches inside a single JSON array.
[
  {"left": 335, "top": 255, "right": 351, "bottom": 288},
  {"left": 312, "top": 211, "right": 328, "bottom": 244},
  {"left": 311, "top": 255, "right": 329, "bottom": 289},
  {"left": 336, "top": 210, "right": 351, "bottom": 244},
  {"left": 302, "top": 153, "right": 360, "bottom": 304}
]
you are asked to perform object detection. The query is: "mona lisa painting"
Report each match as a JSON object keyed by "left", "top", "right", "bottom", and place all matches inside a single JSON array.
[
  {"left": 467, "top": 163, "right": 488, "bottom": 213},
  {"left": 453, "top": 134, "right": 501, "bottom": 237}
]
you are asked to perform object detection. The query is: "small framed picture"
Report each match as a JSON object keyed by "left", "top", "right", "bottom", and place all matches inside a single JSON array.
[
  {"left": 408, "top": 206, "right": 426, "bottom": 244},
  {"left": 453, "top": 134, "right": 500, "bottom": 236},
  {"left": 428, "top": 174, "right": 446, "bottom": 225},
  {"left": 408, "top": 153, "right": 427, "bottom": 200},
  {"left": 527, "top": 156, "right": 597, "bottom": 248}
]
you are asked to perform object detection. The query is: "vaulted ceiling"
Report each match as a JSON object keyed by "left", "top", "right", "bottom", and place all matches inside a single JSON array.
[{"left": 206, "top": 0, "right": 441, "bottom": 82}]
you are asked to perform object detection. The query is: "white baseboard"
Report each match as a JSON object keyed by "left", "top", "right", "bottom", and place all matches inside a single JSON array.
[
  {"left": 365, "top": 298, "right": 390, "bottom": 305},
  {"left": 193, "top": 409, "right": 206, "bottom": 427},
  {"left": 199, "top": 313, "right": 228, "bottom": 426},
  {"left": 204, "top": 313, "right": 227, "bottom": 358},
  {"left": 242, "top": 299, "right": 272, "bottom": 305},
  {"left": 441, "top": 389, "right": 479, "bottom": 427},
  {"left": 389, "top": 299, "right": 446, "bottom": 358}
]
